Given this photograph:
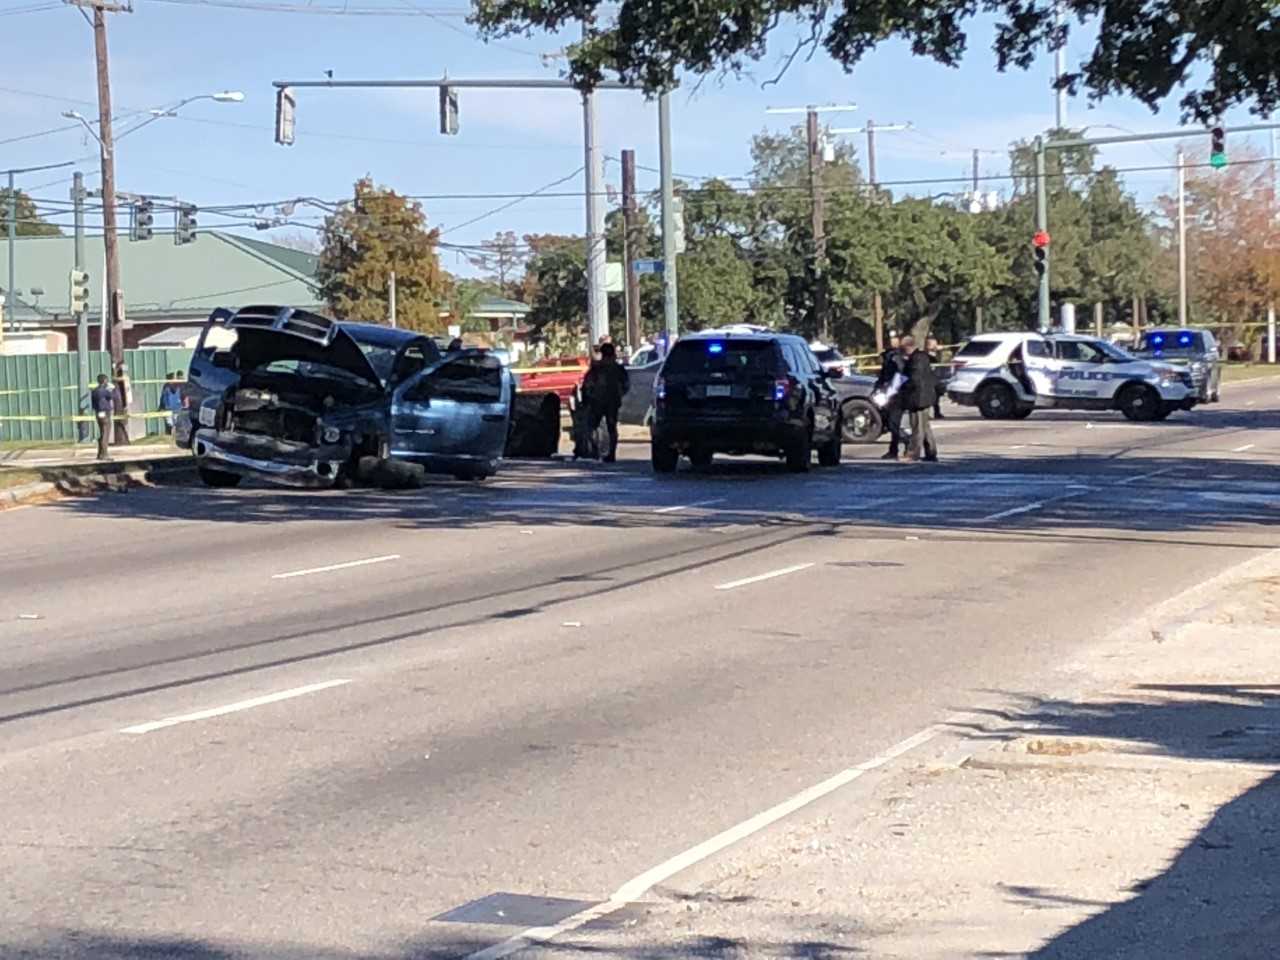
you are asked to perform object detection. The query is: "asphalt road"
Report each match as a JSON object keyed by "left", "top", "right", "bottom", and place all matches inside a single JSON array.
[{"left": 3, "top": 377, "right": 1278, "bottom": 959}]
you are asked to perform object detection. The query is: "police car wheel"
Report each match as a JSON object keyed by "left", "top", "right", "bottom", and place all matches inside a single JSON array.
[
  {"left": 651, "top": 443, "right": 679, "bottom": 474},
  {"left": 977, "top": 382, "right": 1016, "bottom": 420},
  {"left": 841, "top": 400, "right": 881, "bottom": 444},
  {"left": 1010, "top": 406, "right": 1034, "bottom": 420},
  {"left": 1119, "top": 384, "right": 1161, "bottom": 422}
]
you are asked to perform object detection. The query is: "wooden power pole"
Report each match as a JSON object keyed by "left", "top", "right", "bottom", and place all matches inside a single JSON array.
[
  {"left": 621, "top": 149, "right": 642, "bottom": 351},
  {"left": 806, "top": 109, "right": 829, "bottom": 343}
]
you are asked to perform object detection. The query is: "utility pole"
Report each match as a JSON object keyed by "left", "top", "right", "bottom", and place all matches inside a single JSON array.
[
  {"left": 73, "top": 171, "right": 90, "bottom": 438},
  {"left": 806, "top": 108, "right": 829, "bottom": 342},
  {"left": 388, "top": 270, "right": 397, "bottom": 328},
  {"left": 583, "top": 90, "right": 608, "bottom": 345},
  {"left": 658, "top": 91, "right": 678, "bottom": 344},
  {"left": 621, "top": 149, "right": 642, "bottom": 351},
  {"left": 71, "top": 0, "right": 132, "bottom": 368},
  {"left": 1177, "top": 149, "right": 1188, "bottom": 327},
  {"left": 5, "top": 171, "right": 13, "bottom": 346},
  {"left": 1035, "top": 136, "right": 1051, "bottom": 331},
  {"left": 1054, "top": 0, "right": 1067, "bottom": 129}
]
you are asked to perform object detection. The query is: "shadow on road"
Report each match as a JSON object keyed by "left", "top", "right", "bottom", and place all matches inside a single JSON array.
[
  {"left": 956, "top": 683, "right": 1280, "bottom": 958},
  {"left": 0, "top": 929, "right": 865, "bottom": 959}
]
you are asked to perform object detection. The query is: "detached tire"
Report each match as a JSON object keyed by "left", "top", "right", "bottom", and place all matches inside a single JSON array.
[
  {"left": 651, "top": 443, "right": 679, "bottom": 474},
  {"left": 977, "top": 382, "right": 1016, "bottom": 420},
  {"left": 841, "top": 400, "right": 882, "bottom": 444},
  {"left": 1119, "top": 384, "right": 1161, "bottom": 421},
  {"left": 198, "top": 466, "right": 241, "bottom": 488}
]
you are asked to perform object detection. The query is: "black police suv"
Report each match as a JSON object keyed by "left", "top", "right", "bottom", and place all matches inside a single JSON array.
[{"left": 650, "top": 330, "right": 844, "bottom": 473}]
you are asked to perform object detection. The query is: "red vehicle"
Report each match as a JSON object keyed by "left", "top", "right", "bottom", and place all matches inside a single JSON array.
[{"left": 514, "top": 355, "right": 589, "bottom": 406}]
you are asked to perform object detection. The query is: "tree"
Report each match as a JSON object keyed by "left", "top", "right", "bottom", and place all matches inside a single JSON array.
[
  {"left": 317, "top": 177, "right": 447, "bottom": 333},
  {"left": 1158, "top": 146, "right": 1280, "bottom": 341},
  {"left": 470, "top": 0, "right": 1276, "bottom": 121},
  {"left": 467, "top": 230, "right": 526, "bottom": 296},
  {"left": 520, "top": 234, "right": 588, "bottom": 343},
  {"left": 0, "top": 190, "right": 62, "bottom": 237}
]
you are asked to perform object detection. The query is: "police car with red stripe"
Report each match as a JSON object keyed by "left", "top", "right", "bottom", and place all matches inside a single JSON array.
[{"left": 946, "top": 331, "right": 1199, "bottom": 422}]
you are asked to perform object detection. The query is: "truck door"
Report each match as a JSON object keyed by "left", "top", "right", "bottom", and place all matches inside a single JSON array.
[{"left": 391, "top": 352, "right": 511, "bottom": 463}]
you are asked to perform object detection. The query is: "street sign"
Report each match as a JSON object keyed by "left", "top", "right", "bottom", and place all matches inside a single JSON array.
[{"left": 634, "top": 259, "right": 664, "bottom": 275}]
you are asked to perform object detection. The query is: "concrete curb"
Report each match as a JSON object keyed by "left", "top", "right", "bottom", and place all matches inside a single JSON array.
[{"left": 0, "top": 457, "right": 194, "bottom": 510}]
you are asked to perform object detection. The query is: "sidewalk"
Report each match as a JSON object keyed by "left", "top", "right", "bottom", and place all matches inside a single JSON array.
[
  {"left": 535, "top": 552, "right": 1280, "bottom": 958},
  {"left": 0, "top": 439, "right": 189, "bottom": 468}
]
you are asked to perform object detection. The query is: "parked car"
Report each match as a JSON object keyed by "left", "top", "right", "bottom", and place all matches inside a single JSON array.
[
  {"left": 947, "top": 331, "right": 1198, "bottom": 421},
  {"left": 809, "top": 340, "right": 857, "bottom": 376},
  {"left": 1133, "top": 328, "right": 1221, "bottom": 402},
  {"left": 650, "top": 330, "right": 843, "bottom": 473},
  {"left": 513, "top": 355, "right": 589, "bottom": 406},
  {"left": 178, "top": 305, "right": 513, "bottom": 487}
]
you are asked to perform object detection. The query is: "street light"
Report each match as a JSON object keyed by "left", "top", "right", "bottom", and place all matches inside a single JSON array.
[{"left": 61, "top": 91, "right": 245, "bottom": 155}]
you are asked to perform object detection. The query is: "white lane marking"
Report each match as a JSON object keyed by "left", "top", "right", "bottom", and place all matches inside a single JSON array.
[
  {"left": 981, "top": 490, "right": 1085, "bottom": 523},
  {"left": 1234, "top": 443, "right": 1257, "bottom": 453},
  {"left": 1116, "top": 467, "right": 1174, "bottom": 486},
  {"left": 1085, "top": 423, "right": 1148, "bottom": 430},
  {"left": 271, "top": 555, "right": 400, "bottom": 580},
  {"left": 1246, "top": 400, "right": 1257, "bottom": 407},
  {"left": 1010, "top": 444, "right": 1027, "bottom": 450},
  {"left": 656, "top": 498, "right": 726, "bottom": 514},
  {"left": 715, "top": 562, "right": 814, "bottom": 591},
  {"left": 120, "top": 679, "right": 351, "bottom": 734},
  {"left": 465, "top": 722, "right": 947, "bottom": 960}
]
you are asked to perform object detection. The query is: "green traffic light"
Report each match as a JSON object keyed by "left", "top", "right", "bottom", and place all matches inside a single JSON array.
[{"left": 1210, "top": 152, "right": 1227, "bottom": 169}]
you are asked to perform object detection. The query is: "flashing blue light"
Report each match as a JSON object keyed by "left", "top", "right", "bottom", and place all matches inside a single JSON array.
[
  {"left": 1151, "top": 334, "right": 1165, "bottom": 346},
  {"left": 708, "top": 342, "right": 725, "bottom": 354},
  {"left": 1178, "top": 332, "right": 1193, "bottom": 346}
]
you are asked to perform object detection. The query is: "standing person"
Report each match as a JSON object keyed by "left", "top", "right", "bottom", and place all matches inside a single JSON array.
[
  {"left": 112, "top": 363, "right": 132, "bottom": 446},
  {"left": 159, "top": 373, "right": 183, "bottom": 436},
  {"left": 926, "top": 334, "right": 946, "bottom": 419},
  {"left": 900, "top": 335, "right": 939, "bottom": 463},
  {"left": 874, "top": 333, "right": 907, "bottom": 461},
  {"left": 582, "top": 342, "right": 629, "bottom": 463},
  {"left": 91, "top": 374, "right": 117, "bottom": 460}
]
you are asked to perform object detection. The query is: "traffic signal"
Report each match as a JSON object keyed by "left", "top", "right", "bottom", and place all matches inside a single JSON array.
[
  {"left": 439, "top": 85, "right": 459, "bottom": 135},
  {"left": 275, "top": 86, "right": 296, "bottom": 146},
  {"left": 176, "top": 204, "right": 198, "bottom": 245},
  {"left": 68, "top": 269, "right": 90, "bottom": 315},
  {"left": 1032, "top": 230, "right": 1050, "bottom": 276},
  {"left": 132, "top": 199, "right": 154, "bottom": 241},
  {"left": 1210, "top": 126, "right": 1227, "bottom": 169}
]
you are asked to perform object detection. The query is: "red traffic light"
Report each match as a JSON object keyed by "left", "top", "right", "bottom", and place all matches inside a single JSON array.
[{"left": 1032, "top": 230, "right": 1051, "bottom": 248}]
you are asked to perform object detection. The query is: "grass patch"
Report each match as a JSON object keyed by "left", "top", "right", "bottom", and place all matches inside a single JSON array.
[
  {"left": 0, "top": 469, "right": 44, "bottom": 490},
  {"left": 1222, "top": 363, "right": 1280, "bottom": 382}
]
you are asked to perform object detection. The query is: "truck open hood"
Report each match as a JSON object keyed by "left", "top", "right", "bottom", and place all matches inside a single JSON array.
[{"left": 228, "top": 306, "right": 383, "bottom": 388}]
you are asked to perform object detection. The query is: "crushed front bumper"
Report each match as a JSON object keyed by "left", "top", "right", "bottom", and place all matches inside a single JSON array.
[{"left": 193, "top": 428, "right": 351, "bottom": 488}]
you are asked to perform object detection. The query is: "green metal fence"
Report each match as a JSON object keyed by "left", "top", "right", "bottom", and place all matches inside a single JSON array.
[{"left": 0, "top": 348, "right": 194, "bottom": 443}]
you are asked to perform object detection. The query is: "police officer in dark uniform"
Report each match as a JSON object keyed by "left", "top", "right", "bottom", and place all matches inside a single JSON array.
[
  {"left": 91, "top": 374, "right": 117, "bottom": 460},
  {"left": 874, "top": 332, "right": 907, "bottom": 461},
  {"left": 582, "top": 342, "right": 629, "bottom": 463}
]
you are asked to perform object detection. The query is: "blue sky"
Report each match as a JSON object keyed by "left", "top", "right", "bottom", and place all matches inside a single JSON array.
[{"left": 1, "top": 0, "right": 1272, "bottom": 275}]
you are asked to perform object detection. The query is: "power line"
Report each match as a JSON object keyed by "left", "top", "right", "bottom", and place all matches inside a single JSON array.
[{"left": 438, "top": 167, "right": 585, "bottom": 235}]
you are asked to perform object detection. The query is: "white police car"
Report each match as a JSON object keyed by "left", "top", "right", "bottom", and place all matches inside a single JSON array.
[{"left": 947, "top": 331, "right": 1198, "bottom": 421}]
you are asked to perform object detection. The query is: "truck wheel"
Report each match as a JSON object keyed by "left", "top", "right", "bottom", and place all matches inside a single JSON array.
[
  {"left": 1119, "top": 384, "right": 1161, "bottom": 421},
  {"left": 817, "top": 419, "right": 843, "bottom": 466},
  {"left": 198, "top": 466, "right": 241, "bottom": 488},
  {"left": 977, "top": 382, "right": 1016, "bottom": 420},
  {"left": 785, "top": 432, "right": 811, "bottom": 473},
  {"left": 841, "top": 400, "right": 882, "bottom": 444},
  {"left": 651, "top": 443, "right": 679, "bottom": 474}
]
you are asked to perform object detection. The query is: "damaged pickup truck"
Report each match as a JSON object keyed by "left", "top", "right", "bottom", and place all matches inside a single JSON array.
[{"left": 176, "top": 305, "right": 514, "bottom": 488}]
